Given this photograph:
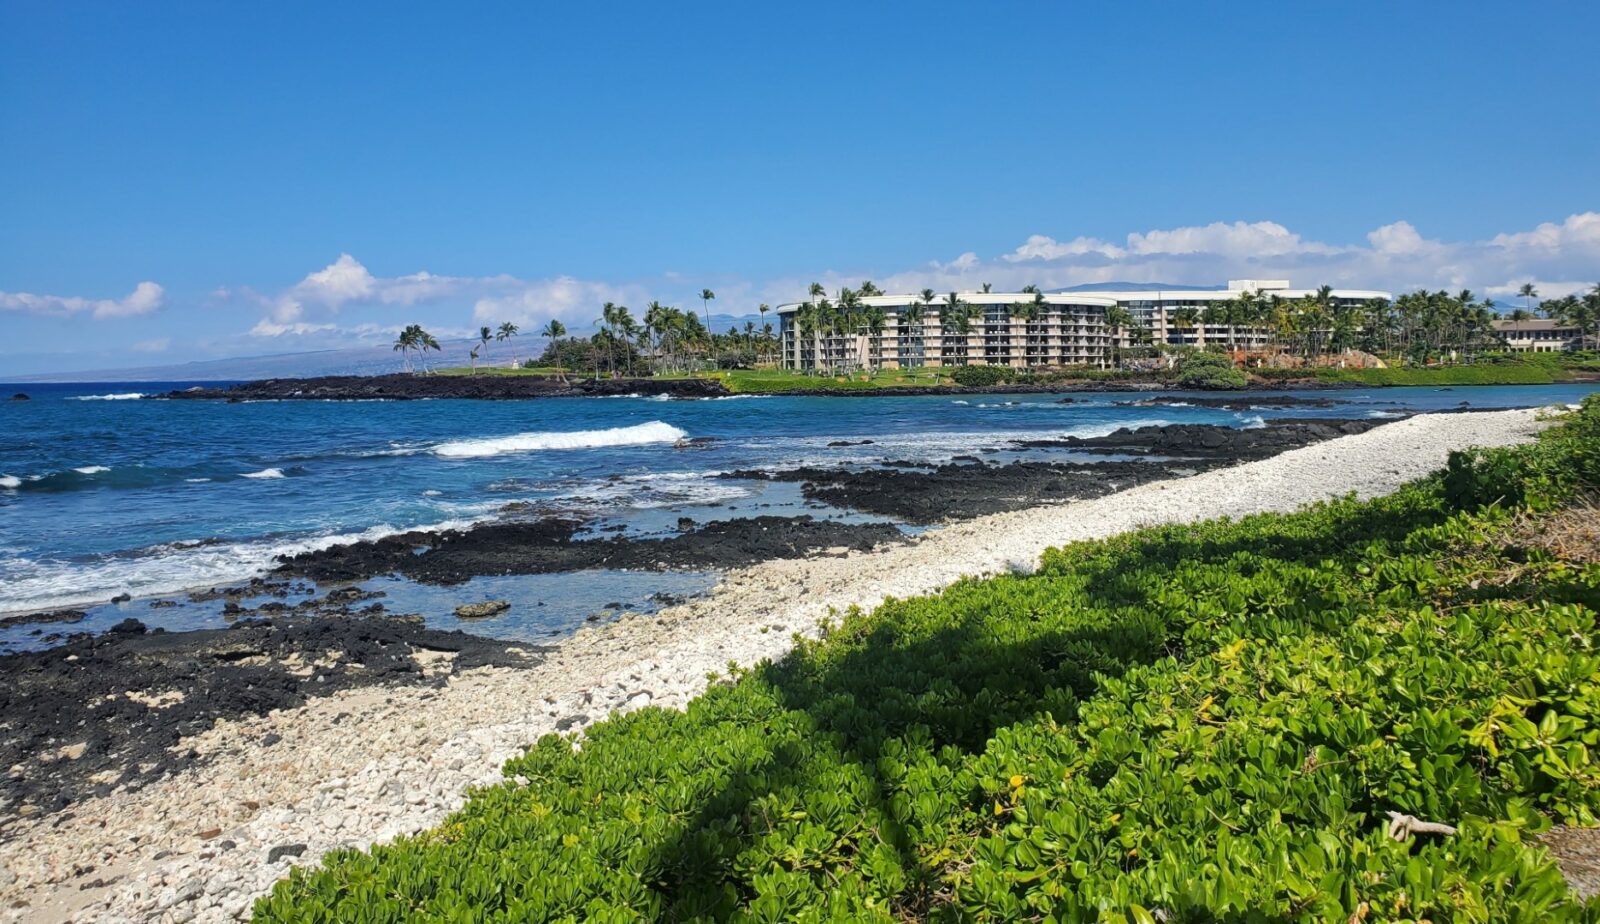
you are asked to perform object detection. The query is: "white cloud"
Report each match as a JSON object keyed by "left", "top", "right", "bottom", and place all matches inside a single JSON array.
[
  {"left": 250, "top": 319, "right": 340, "bottom": 337},
  {"left": 131, "top": 337, "right": 171, "bottom": 353},
  {"left": 0, "top": 281, "right": 165, "bottom": 319},
  {"left": 231, "top": 213, "right": 1600, "bottom": 350},
  {"left": 856, "top": 212, "right": 1600, "bottom": 300},
  {"left": 471, "top": 276, "right": 646, "bottom": 328},
  {"left": 1484, "top": 279, "right": 1595, "bottom": 300},
  {"left": 1003, "top": 234, "right": 1125, "bottom": 262},
  {"left": 1489, "top": 212, "right": 1600, "bottom": 251},
  {"left": 1128, "top": 220, "right": 1336, "bottom": 258},
  {"left": 247, "top": 254, "right": 650, "bottom": 337}
]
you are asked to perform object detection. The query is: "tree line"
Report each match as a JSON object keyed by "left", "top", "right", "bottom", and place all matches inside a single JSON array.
[
  {"left": 391, "top": 281, "right": 1599, "bottom": 375},
  {"left": 390, "top": 288, "right": 781, "bottom": 375}
]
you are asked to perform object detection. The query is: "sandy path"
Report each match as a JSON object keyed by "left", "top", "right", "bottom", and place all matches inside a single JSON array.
[{"left": 0, "top": 407, "right": 1548, "bottom": 923}]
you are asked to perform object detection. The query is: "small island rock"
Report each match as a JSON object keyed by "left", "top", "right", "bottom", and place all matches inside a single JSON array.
[{"left": 454, "top": 600, "right": 511, "bottom": 619}]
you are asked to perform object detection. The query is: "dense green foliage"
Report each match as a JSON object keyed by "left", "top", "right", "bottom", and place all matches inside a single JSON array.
[
  {"left": 258, "top": 401, "right": 1600, "bottom": 923},
  {"left": 951, "top": 365, "right": 1015, "bottom": 387},
  {"left": 703, "top": 368, "right": 951, "bottom": 394},
  {"left": 1174, "top": 351, "right": 1250, "bottom": 389},
  {"left": 1316, "top": 364, "right": 1560, "bottom": 387}
]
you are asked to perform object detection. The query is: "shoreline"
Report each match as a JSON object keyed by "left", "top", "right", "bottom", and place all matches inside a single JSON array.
[
  {"left": 139, "top": 371, "right": 1600, "bottom": 402},
  {"left": 0, "top": 414, "right": 1392, "bottom": 627},
  {"left": 0, "top": 407, "right": 1553, "bottom": 922}
]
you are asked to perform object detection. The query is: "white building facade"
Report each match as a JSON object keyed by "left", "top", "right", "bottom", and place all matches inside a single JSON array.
[
  {"left": 777, "top": 280, "right": 1391, "bottom": 371},
  {"left": 1491, "top": 319, "right": 1586, "bottom": 353}
]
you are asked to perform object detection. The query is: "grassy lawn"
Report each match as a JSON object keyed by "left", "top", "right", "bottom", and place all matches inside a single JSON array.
[
  {"left": 432, "top": 366, "right": 563, "bottom": 377},
  {"left": 705, "top": 368, "right": 954, "bottom": 394},
  {"left": 258, "top": 400, "right": 1600, "bottom": 922},
  {"left": 1312, "top": 365, "right": 1562, "bottom": 386},
  {"left": 1311, "top": 354, "right": 1600, "bottom": 387}
]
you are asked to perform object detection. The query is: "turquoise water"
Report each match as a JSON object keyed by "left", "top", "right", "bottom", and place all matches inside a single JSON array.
[{"left": 2, "top": 381, "right": 1595, "bottom": 628}]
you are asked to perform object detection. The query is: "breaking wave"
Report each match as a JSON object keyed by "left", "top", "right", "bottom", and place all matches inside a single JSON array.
[
  {"left": 432, "top": 421, "right": 689, "bottom": 458},
  {"left": 241, "top": 467, "right": 287, "bottom": 479}
]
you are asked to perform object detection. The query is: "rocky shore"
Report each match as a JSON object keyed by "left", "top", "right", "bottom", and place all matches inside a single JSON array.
[
  {"left": 150, "top": 373, "right": 1355, "bottom": 402},
  {"left": 273, "top": 515, "right": 905, "bottom": 585},
  {"left": 1, "top": 615, "right": 540, "bottom": 819},
  {"left": 154, "top": 374, "right": 731, "bottom": 401},
  {"left": 737, "top": 417, "right": 1391, "bottom": 524},
  {"left": 0, "top": 409, "right": 1553, "bottom": 922}
]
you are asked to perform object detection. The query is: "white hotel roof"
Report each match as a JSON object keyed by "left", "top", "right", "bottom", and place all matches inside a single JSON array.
[
  {"left": 1070, "top": 287, "right": 1393, "bottom": 302},
  {"left": 775, "top": 284, "right": 1391, "bottom": 314},
  {"left": 775, "top": 292, "right": 1116, "bottom": 314}
]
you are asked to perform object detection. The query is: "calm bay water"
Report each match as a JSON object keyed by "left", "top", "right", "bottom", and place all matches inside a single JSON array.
[{"left": 2, "top": 381, "right": 1595, "bottom": 639}]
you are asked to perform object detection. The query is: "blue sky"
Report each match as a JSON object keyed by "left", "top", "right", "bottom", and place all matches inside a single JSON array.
[{"left": 3, "top": 1, "right": 1598, "bottom": 375}]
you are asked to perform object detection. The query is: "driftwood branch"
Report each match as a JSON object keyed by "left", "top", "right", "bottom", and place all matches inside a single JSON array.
[{"left": 1385, "top": 811, "right": 1457, "bottom": 841}]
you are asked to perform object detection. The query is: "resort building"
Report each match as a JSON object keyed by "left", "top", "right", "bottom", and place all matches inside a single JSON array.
[
  {"left": 776, "top": 280, "right": 1392, "bottom": 371},
  {"left": 1491, "top": 318, "right": 1587, "bottom": 353}
]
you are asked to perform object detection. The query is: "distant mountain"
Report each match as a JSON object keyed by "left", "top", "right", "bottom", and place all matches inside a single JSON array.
[
  {"left": 9, "top": 346, "right": 417, "bottom": 383},
  {"left": 6, "top": 313, "right": 778, "bottom": 383}
]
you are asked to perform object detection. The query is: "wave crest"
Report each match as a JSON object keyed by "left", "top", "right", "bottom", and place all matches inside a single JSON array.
[
  {"left": 241, "top": 467, "right": 286, "bottom": 479},
  {"left": 432, "top": 421, "right": 689, "bottom": 458}
]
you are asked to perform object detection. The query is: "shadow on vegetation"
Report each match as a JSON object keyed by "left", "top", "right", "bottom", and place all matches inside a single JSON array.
[{"left": 632, "top": 487, "right": 1442, "bottom": 917}]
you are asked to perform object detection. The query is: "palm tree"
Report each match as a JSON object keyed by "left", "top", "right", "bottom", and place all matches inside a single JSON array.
[
  {"left": 900, "top": 294, "right": 927, "bottom": 368},
  {"left": 1008, "top": 296, "right": 1038, "bottom": 365},
  {"left": 859, "top": 280, "right": 883, "bottom": 297},
  {"left": 861, "top": 305, "right": 888, "bottom": 370},
  {"left": 939, "top": 291, "right": 975, "bottom": 366},
  {"left": 643, "top": 301, "right": 668, "bottom": 372},
  {"left": 414, "top": 327, "right": 441, "bottom": 373},
  {"left": 470, "top": 325, "right": 493, "bottom": 373},
  {"left": 756, "top": 303, "right": 771, "bottom": 362},
  {"left": 392, "top": 326, "right": 418, "bottom": 373},
  {"left": 1519, "top": 283, "right": 1540, "bottom": 318},
  {"left": 541, "top": 320, "right": 568, "bottom": 381},
  {"left": 496, "top": 322, "right": 519, "bottom": 369},
  {"left": 1170, "top": 306, "right": 1200, "bottom": 346},
  {"left": 596, "top": 302, "right": 633, "bottom": 377},
  {"left": 1559, "top": 285, "right": 1600, "bottom": 350},
  {"left": 699, "top": 289, "right": 716, "bottom": 365},
  {"left": 1102, "top": 306, "right": 1133, "bottom": 367}
]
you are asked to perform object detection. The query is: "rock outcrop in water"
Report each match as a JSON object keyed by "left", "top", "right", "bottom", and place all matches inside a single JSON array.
[
  {"left": 155, "top": 375, "right": 731, "bottom": 401},
  {"left": 275, "top": 516, "right": 906, "bottom": 585}
]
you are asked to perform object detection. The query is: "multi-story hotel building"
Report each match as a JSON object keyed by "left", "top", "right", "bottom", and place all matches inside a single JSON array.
[{"left": 776, "top": 280, "right": 1392, "bottom": 371}]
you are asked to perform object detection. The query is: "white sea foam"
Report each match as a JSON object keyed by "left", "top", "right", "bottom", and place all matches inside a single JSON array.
[
  {"left": 732, "top": 419, "right": 1175, "bottom": 468},
  {"left": 0, "top": 475, "right": 19, "bottom": 489},
  {"left": 0, "top": 518, "right": 483, "bottom": 617},
  {"left": 73, "top": 466, "right": 112, "bottom": 475},
  {"left": 432, "top": 421, "right": 689, "bottom": 458},
  {"left": 1366, "top": 409, "right": 1407, "bottom": 419},
  {"left": 643, "top": 394, "right": 672, "bottom": 402},
  {"left": 241, "top": 467, "right": 286, "bottom": 479},
  {"left": 70, "top": 392, "right": 145, "bottom": 401},
  {"left": 1241, "top": 415, "right": 1267, "bottom": 429},
  {"left": 550, "top": 471, "right": 752, "bottom": 511},
  {"left": 185, "top": 478, "right": 212, "bottom": 483}
]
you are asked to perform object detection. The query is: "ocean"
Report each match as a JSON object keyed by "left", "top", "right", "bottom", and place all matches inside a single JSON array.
[{"left": 3, "top": 381, "right": 1596, "bottom": 648}]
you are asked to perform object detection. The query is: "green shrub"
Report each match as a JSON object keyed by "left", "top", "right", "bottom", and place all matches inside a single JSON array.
[
  {"left": 1316, "top": 364, "right": 1557, "bottom": 386},
  {"left": 1176, "top": 351, "right": 1249, "bottom": 389},
  {"left": 951, "top": 364, "right": 1013, "bottom": 387},
  {"left": 257, "top": 400, "right": 1600, "bottom": 923}
]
